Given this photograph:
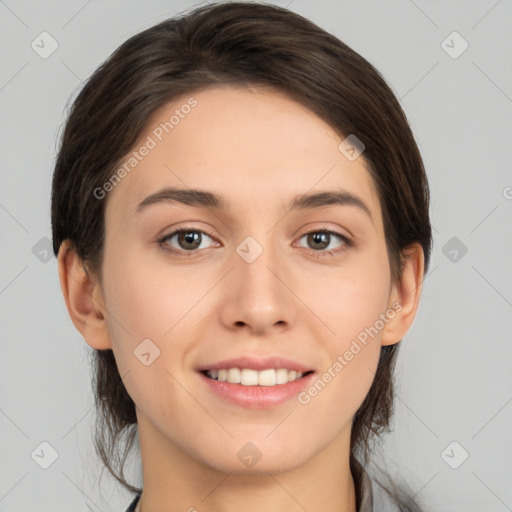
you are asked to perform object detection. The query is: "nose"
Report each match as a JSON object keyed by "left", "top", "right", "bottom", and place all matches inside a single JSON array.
[{"left": 218, "top": 237, "right": 298, "bottom": 336}]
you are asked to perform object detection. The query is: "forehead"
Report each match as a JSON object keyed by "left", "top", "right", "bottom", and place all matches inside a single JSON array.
[{"left": 105, "top": 85, "right": 380, "bottom": 222}]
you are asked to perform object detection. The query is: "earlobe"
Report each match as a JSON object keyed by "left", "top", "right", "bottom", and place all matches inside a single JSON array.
[
  {"left": 381, "top": 243, "right": 425, "bottom": 347},
  {"left": 57, "top": 240, "right": 112, "bottom": 350}
]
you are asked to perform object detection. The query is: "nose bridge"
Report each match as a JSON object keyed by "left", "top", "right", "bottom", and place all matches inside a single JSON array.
[
  {"left": 221, "top": 232, "right": 294, "bottom": 332},
  {"left": 235, "top": 233, "right": 283, "bottom": 299}
]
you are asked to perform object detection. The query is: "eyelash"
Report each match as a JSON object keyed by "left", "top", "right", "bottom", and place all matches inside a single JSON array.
[{"left": 157, "top": 227, "right": 353, "bottom": 258}]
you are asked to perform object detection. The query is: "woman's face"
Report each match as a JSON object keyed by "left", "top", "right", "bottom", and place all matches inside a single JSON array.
[{"left": 92, "top": 85, "right": 411, "bottom": 474}]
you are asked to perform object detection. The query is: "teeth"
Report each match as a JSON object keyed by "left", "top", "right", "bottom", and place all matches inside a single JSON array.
[
  {"left": 227, "top": 368, "right": 241, "bottom": 384},
  {"left": 240, "top": 369, "right": 259, "bottom": 386},
  {"left": 275, "top": 368, "right": 289, "bottom": 384},
  {"left": 205, "top": 368, "right": 307, "bottom": 386},
  {"left": 258, "top": 369, "right": 275, "bottom": 386}
]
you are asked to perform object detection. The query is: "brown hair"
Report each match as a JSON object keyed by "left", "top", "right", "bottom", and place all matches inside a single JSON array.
[{"left": 51, "top": 2, "right": 431, "bottom": 509}]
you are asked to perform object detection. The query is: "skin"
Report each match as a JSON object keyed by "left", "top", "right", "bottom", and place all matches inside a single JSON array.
[{"left": 58, "top": 85, "right": 424, "bottom": 512}]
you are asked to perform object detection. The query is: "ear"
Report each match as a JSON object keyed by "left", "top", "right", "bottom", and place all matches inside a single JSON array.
[
  {"left": 57, "top": 240, "right": 112, "bottom": 350},
  {"left": 381, "top": 242, "right": 425, "bottom": 347}
]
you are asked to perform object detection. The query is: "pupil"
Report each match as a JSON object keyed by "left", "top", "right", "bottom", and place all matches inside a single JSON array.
[
  {"left": 310, "top": 232, "right": 329, "bottom": 250},
  {"left": 179, "top": 231, "right": 201, "bottom": 250}
]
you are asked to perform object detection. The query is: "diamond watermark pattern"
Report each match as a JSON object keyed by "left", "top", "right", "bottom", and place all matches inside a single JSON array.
[
  {"left": 236, "top": 236, "right": 263, "bottom": 264},
  {"left": 31, "top": 441, "right": 59, "bottom": 469},
  {"left": 31, "top": 31, "right": 59, "bottom": 59},
  {"left": 441, "top": 31, "right": 469, "bottom": 59},
  {"left": 32, "top": 236, "right": 53, "bottom": 263},
  {"left": 237, "top": 442, "right": 263, "bottom": 468},
  {"left": 338, "top": 134, "right": 365, "bottom": 161},
  {"left": 442, "top": 236, "right": 468, "bottom": 263},
  {"left": 441, "top": 441, "right": 469, "bottom": 469},
  {"left": 134, "top": 338, "right": 161, "bottom": 366}
]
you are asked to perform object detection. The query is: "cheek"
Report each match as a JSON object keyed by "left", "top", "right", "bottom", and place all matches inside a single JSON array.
[
  {"left": 99, "top": 245, "right": 218, "bottom": 406},
  {"left": 300, "top": 248, "right": 390, "bottom": 398},
  {"left": 99, "top": 249, "right": 198, "bottom": 420},
  {"left": 310, "top": 245, "right": 392, "bottom": 345},
  {"left": 102, "top": 246, "right": 205, "bottom": 341},
  {"left": 297, "top": 278, "right": 386, "bottom": 432}
]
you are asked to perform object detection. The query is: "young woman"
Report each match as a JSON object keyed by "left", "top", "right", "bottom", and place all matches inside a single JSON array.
[{"left": 52, "top": 2, "right": 431, "bottom": 511}]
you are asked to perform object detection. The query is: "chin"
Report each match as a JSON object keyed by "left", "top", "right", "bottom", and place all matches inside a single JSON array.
[{"left": 200, "top": 445, "right": 312, "bottom": 476}]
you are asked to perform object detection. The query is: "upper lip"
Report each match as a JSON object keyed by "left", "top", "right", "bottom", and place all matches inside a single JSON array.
[{"left": 197, "top": 356, "right": 314, "bottom": 373}]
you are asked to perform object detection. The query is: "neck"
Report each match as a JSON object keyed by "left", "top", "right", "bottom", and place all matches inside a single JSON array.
[{"left": 135, "top": 414, "right": 358, "bottom": 512}]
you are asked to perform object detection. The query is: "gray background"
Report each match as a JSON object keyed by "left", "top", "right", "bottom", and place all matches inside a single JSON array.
[{"left": 1, "top": 0, "right": 511, "bottom": 511}]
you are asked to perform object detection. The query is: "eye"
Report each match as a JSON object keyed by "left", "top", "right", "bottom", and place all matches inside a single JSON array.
[
  {"left": 296, "top": 229, "right": 352, "bottom": 256},
  {"left": 157, "top": 227, "right": 353, "bottom": 257},
  {"left": 158, "top": 229, "right": 218, "bottom": 254}
]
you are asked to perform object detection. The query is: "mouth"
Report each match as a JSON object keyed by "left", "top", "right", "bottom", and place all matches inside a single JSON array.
[
  {"left": 198, "top": 366, "right": 317, "bottom": 409},
  {"left": 196, "top": 356, "right": 316, "bottom": 407},
  {"left": 200, "top": 368, "right": 315, "bottom": 387}
]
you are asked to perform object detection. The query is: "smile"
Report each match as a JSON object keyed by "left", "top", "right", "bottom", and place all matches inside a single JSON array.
[{"left": 203, "top": 368, "right": 314, "bottom": 386}]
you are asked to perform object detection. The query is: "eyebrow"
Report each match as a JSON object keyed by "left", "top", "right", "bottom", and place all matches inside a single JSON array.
[{"left": 135, "top": 186, "right": 373, "bottom": 222}]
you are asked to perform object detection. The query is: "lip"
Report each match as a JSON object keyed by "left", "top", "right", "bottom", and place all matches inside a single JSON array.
[
  {"left": 196, "top": 356, "right": 314, "bottom": 373},
  {"left": 198, "top": 370, "right": 316, "bottom": 409}
]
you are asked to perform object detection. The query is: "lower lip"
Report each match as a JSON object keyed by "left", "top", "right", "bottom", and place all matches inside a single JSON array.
[{"left": 198, "top": 371, "right": 316, "bottom": 409}]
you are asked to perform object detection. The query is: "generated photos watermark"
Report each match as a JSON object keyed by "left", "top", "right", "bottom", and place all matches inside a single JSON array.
[
  {"left": 93, "top": 97, "right": 198, "bottom": 200},
  {"left": 297, "top": 301, "right": 402, "bottom": 405}
]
